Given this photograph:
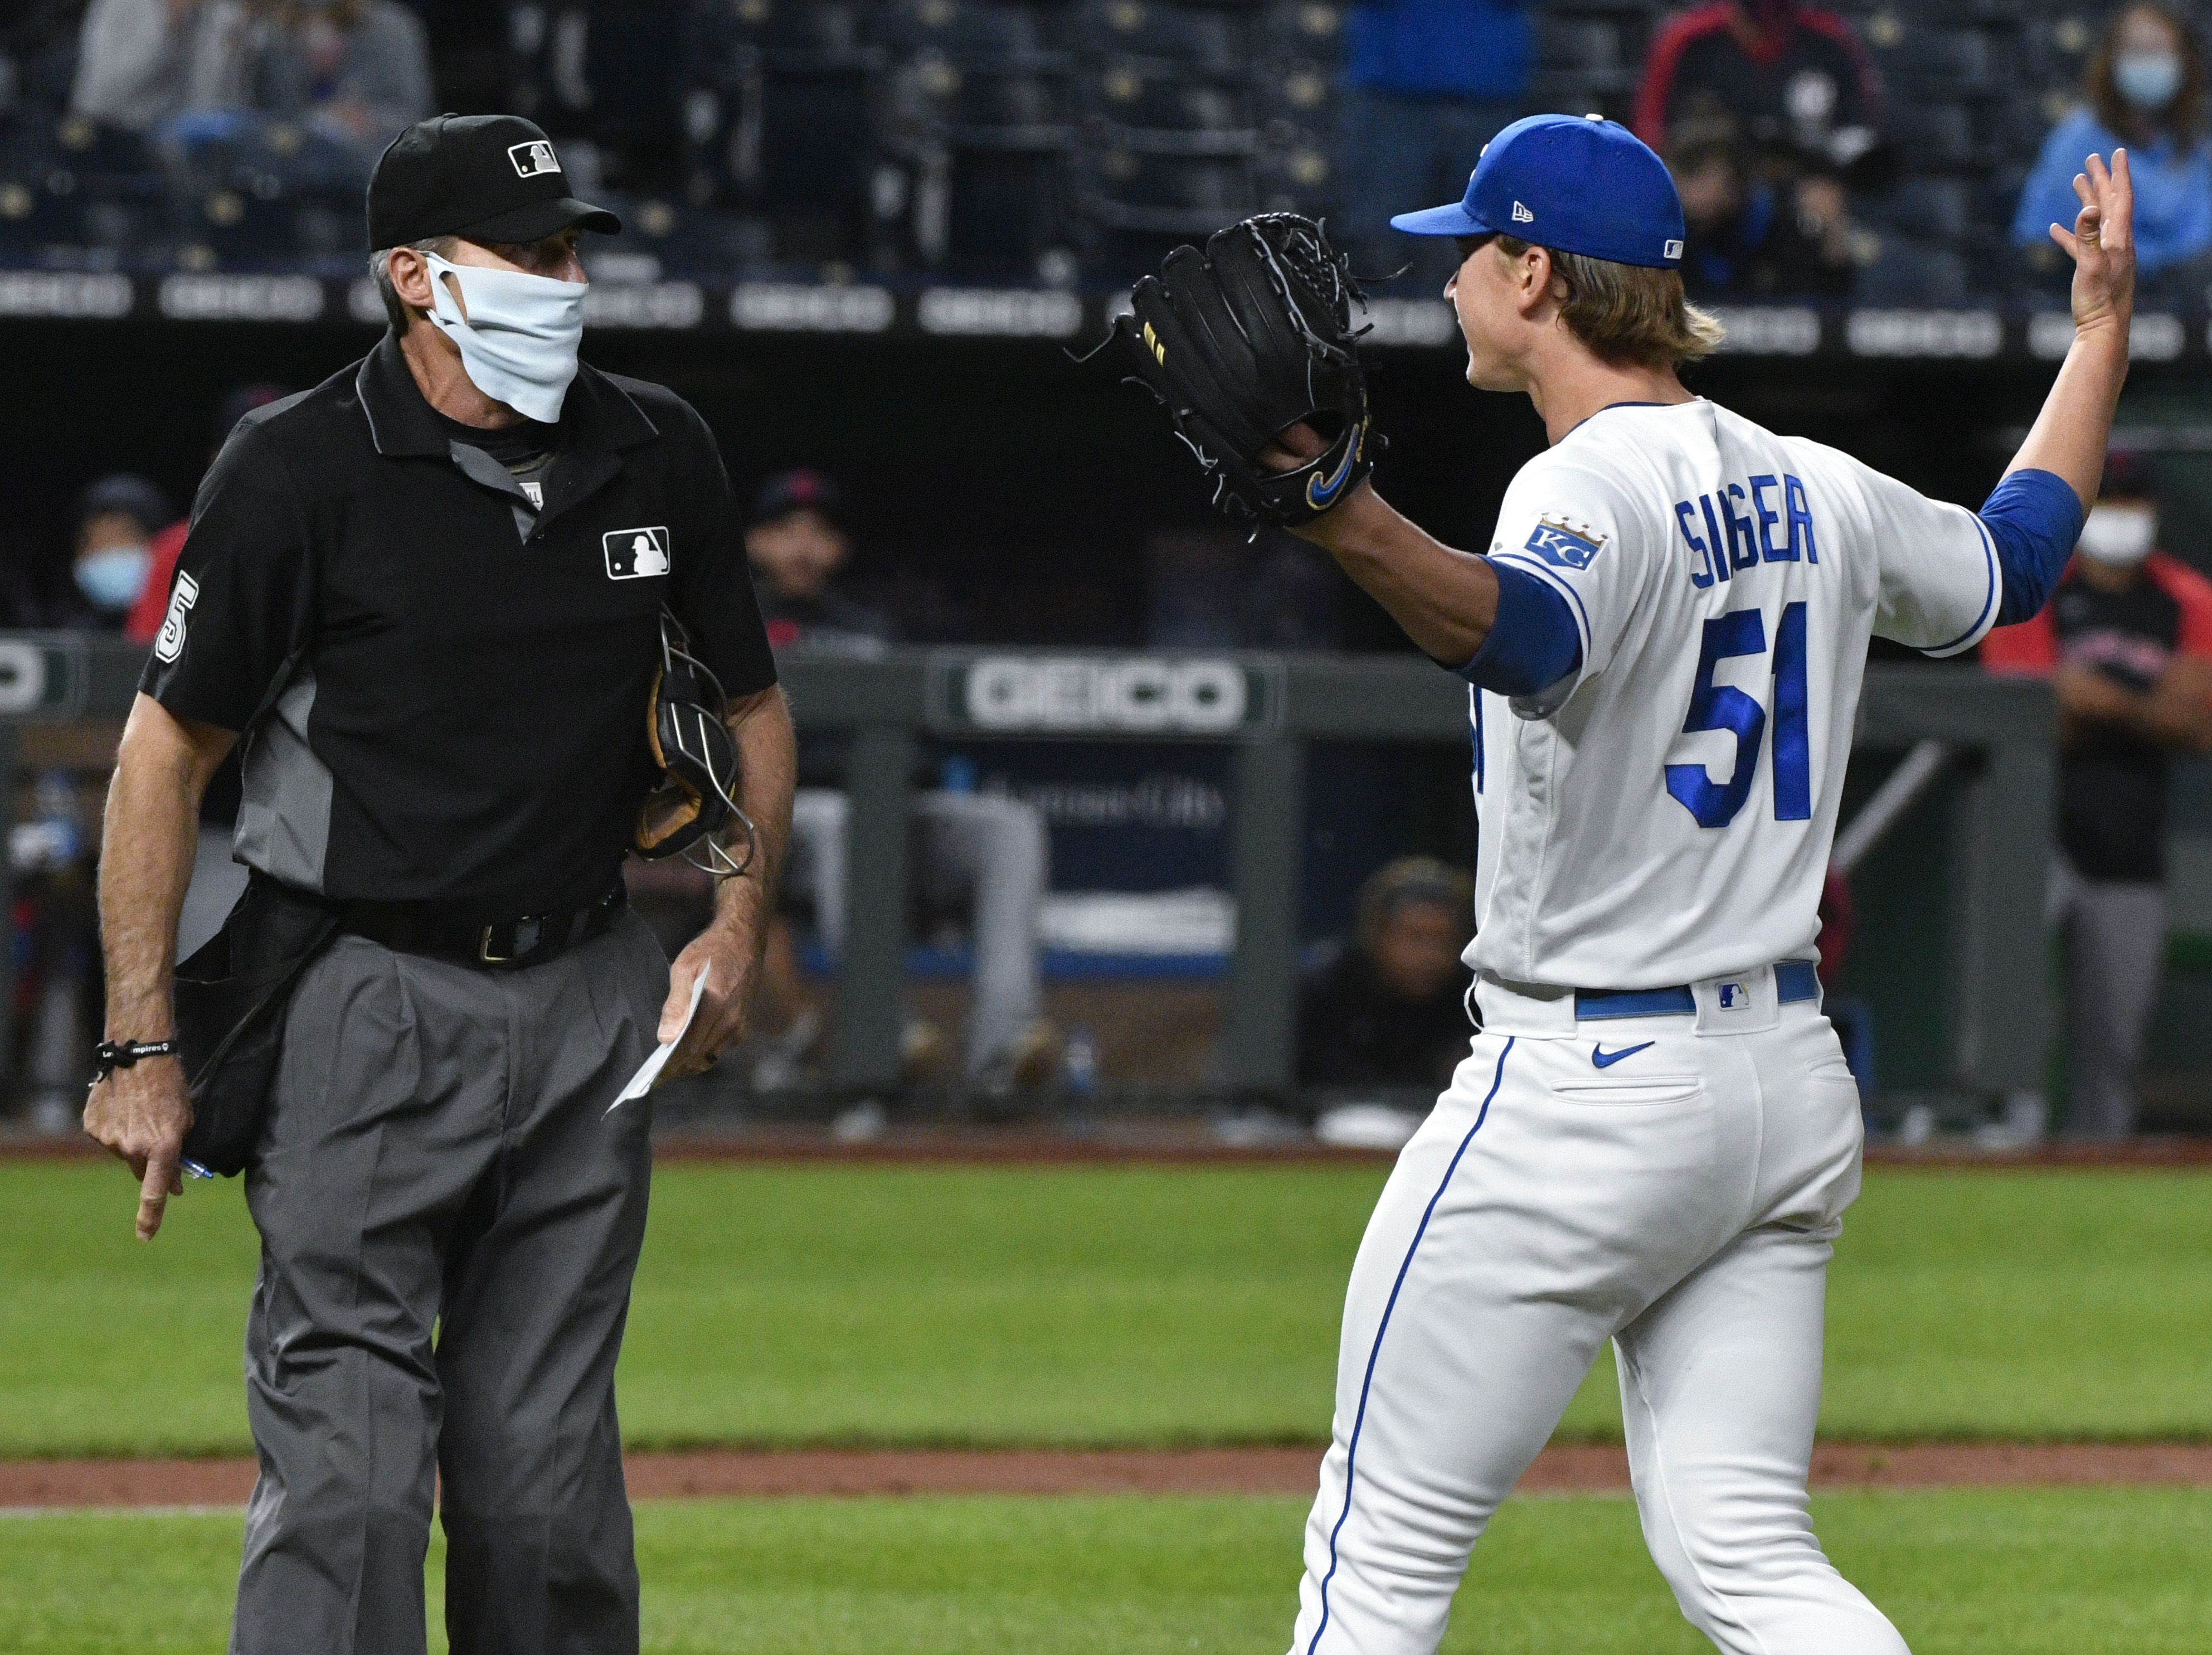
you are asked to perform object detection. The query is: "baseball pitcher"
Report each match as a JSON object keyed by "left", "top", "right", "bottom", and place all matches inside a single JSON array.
[{"left": 1111, "top": 114, "right": 2132, "bottom": 1653}]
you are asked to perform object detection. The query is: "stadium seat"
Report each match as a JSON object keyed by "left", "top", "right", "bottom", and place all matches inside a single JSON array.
[
  {"left": 508, "top": 1, "right": 687, "bottom": 174},
  {"left": 1855, "top": 174, "right": 1972, "bottom": 247},
  {"left": 1853, "top": 232, "right": 1968, "bottom": 305},
  {"left": 1082, "top": 147, "right": 1253, "bottom": 229},
  {"left": 873, "top": 0, "right": 1055, "bottom": 64},
  {"left": 1535, "top": 16, "right": 1622, "bottom": 77},
  {"left": 678, "top": 0, "right": 881, "bottom": 265},
  {"left": 873, "top": 51, "right": 1076, "bottom": 274},
  {"left": 1252, "top": 60, "right": 1335, "bottom": 134},
  {"left": 2020, "top": 13, "right": 2096, "bottom": 89},
  {"left": 1073, "top": 1, "right": 1244, "bottom": 73},
  {"left": 1883, "top": 100, "right": 1977, "bottom": 170},
  {"left": 683, "top": 0, "right": 877, "bottom": 62},
  {"left": 1253, "top": 140, "right": 1334, "bottom": 217},
  {"left": 1870, "top": 23, "right": 1992, "bottom": 97},
  {"left": 1255, "top": 2, "right": 1347, "bottom": 61},
  {"left": 1081, "top": 60, "right": 1252, "bottom": 137}
]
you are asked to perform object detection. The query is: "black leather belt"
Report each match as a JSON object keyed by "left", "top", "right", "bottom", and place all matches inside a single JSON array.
[{"left": 339, "top": 884, "right": 626, "bottom": 969}]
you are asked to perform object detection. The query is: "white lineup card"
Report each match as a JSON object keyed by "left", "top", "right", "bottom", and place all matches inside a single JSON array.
[{"left": 607, "top": 969, "right": 709, "bottom": 1112}]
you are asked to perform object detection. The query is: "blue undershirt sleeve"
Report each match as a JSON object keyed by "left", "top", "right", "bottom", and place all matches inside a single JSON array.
[
  {"left": 1978, "top": 467, "right": 2084, "bottom": 628},
  {"left": 1457, "top": 559, "right": 1584, "bottom": 697}
]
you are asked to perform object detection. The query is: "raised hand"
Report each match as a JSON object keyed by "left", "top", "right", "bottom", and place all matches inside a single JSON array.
[{"left": 2049, "top": 148, "right": 2135, "bottom": 337}]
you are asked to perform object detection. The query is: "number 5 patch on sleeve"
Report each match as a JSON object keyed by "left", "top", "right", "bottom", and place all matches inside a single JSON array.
[{"left": 154, "top": 571, "right": 200, "bottom": 664}]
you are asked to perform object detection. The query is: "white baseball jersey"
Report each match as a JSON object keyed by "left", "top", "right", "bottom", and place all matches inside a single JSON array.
[{"left": 1466, "top": 396, "right": 1999, "bottom": 989}]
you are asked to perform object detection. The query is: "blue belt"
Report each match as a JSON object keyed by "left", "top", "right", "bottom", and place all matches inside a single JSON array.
[{"left": 1574, "top": 960, "right": 1821, "bottom": 1021}]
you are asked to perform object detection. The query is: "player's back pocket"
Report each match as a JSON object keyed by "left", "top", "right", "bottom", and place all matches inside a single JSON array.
[{"left": 1552, "top": 1078, "right": 1703, "bottom": 1108}]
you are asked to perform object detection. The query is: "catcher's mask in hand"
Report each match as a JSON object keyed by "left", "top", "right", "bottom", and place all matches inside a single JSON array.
[{"left": 636, "top": 610, "right": 757, "bottom": 878}]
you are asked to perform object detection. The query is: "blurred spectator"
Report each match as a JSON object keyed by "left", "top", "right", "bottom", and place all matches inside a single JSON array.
[
  {"left": 737, "top": 470, "right": 1058, "bottom": 1091},
  {"left": 70, "top": 0, "right": 226, "bottom": 131},
  {"left": 1982, "top": 453, "right": 2212, "bottom": 1139},
  {"left": 1297, "top": 856, "right": 1474, "bottom": 1091},
  {"left": 2012, "top": 4, "right": 2212, "bottom": 300},
  {"left": 751, "top": 469, "right": 895, "bottom": 659},
  {"left": 66, "top": 473, "right": 174, "bottom": 630},
  {"left": 1667, "top": 115, "right": 1853, "bottom": 299},
  {"left": 125, "top": 381, "right": 293, "bottom": 648},
  {"left": 1339, "top": 1, "right": 1532, "bottom": 284},
  {"left": 1635, "top": 0, "right": 1876, "bottom": 282},
  {"left": 1635, "top": 0, "right": 1880, "bottom": 166},
  {"left": 179, "top": 0, "right": 431, "bottom": 172}
]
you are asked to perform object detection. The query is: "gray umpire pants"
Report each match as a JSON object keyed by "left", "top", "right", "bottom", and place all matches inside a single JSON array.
[
  {"left": 231, "top": 911, "right": 667, "bottom": 1655},
  {"left": 2053, "top": 865, "right": 2167, "bottom": 1140}
]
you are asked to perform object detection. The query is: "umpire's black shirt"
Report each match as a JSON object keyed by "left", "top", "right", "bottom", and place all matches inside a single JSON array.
[{"left": 142, "top": 333, "right": 777, "bottom": 921}]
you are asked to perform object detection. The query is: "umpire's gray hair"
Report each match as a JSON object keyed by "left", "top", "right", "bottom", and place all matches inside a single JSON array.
[{"left": 367, "top": 235, "right": 460, "bottom": 333}]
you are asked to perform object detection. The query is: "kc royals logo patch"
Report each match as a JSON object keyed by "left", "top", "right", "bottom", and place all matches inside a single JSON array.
[{"left": 1523, "top": 515, "right": 1606, "bottom": 570}]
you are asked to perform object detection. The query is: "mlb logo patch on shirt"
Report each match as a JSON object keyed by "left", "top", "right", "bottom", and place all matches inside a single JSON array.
[
  {"left": 1524, "top": 516, "right": 1606, "bottom": 570},
  {"left": 604, "top": 526, "right": 671, "bottom": 579},
  {"left": 508, "top": 139, "right": 562, "bottom": 179}
]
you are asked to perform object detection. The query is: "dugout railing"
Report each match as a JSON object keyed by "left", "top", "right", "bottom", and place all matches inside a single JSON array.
[{"left": 0, "top": 635, "right": 2053, "bottom": 1109}]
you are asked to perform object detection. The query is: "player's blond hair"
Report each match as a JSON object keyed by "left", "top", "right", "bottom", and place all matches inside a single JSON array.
[{"left": 1494, "top": 234, "right": 1725, "bottom": 369}]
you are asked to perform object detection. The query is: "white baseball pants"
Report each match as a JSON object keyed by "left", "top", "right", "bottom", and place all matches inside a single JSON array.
[{"left": 1288, "top": 968, "right": 1909, "bottom": 1655}]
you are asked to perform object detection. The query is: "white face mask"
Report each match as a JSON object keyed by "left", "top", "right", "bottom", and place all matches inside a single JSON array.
[
  {"left": 422, "top": 251, "right": 586, "bottom": 424},
  {"left": 75, "top": 543, "right": 150, "bottom": 610},
  {"left": 2078, "top": 503, "right": 2157, "bottom": 567}
]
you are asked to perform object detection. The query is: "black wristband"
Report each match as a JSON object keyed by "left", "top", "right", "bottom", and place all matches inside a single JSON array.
[{"left": 93, "top": 1039, "right": 180, "bottom": 1079}]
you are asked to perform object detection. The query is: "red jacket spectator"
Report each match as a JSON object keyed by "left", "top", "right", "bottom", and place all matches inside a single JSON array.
[
  {"left": 1634, "top": 0, "right": 1880, "bottom": 158},
  {"left": 1983, "top": 549, "right": 2212, "bottom": 880}
]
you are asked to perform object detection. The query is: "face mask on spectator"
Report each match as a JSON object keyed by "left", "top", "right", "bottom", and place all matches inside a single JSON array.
[
  {"left": 74, "top": 544, "right": 152, "bottom": 611},
  {"left": 421, "top": 251, "right": 587, "bottom": 424},
  {"left": 2114, "top": 52, "right": 2183, "bottom": 111},
  {"left": 2078, "top": 503, "right": 2157, "bottom": 566}
]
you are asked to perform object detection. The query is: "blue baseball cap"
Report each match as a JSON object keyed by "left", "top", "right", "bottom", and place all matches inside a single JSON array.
[{"left": 1389, "top": 113, "right": 1686, "bottom": 270}]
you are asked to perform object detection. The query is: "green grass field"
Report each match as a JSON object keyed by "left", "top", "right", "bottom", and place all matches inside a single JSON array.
[
  {"left": 3, "top": 1488, "right": 2206, "bottom": 1654},
  {"left": 1, "top": 1161, "right": 2206, "bottom": 1456},
  {"left": 5, "top": 1159, "right": 2209, "bottom": 1652}
]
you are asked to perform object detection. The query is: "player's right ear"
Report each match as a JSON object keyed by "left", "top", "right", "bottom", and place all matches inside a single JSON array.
[{"left": 1519, "top": 245, "right": 1559, "bottom": 313}]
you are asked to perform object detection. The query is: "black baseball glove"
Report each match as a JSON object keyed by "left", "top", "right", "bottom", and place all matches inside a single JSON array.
[{"left": 1112, "top": 213, "right": 1380, "bottom": 527}]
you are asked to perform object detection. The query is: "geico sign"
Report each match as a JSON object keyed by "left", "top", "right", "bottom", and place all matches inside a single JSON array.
[{"left": 964, "top": 656, "right": 1248, "bottom": 732}]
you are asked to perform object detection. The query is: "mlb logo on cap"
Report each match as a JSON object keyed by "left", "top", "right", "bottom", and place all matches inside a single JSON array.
[
  {"left": 509, "top": 140, "right": 561, "bottom": 179},
  {"left": 1388, "top": 113, "right": 1686, "bottom": 269}
]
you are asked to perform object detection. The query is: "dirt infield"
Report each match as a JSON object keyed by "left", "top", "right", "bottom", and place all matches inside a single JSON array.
[{"left": 6, "top": 1443, "right": 2209, "bottom": 1510}]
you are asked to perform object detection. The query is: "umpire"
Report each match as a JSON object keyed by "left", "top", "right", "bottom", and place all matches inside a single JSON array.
[{"left": 82, "top": 114, "right": 795, "bottom": 1654}]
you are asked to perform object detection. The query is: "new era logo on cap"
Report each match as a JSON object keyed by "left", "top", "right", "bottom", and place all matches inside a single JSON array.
[
  {"left": 509, "top": 139, "right": 561, "bottom": 179},
  {"left": 1511, "top": 200, "right": 1534, "bottom": 222}
]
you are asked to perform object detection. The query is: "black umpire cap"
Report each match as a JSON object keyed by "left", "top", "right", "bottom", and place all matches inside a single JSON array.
[{"left": 367, "top": 113, "right": 621, "bottom": 251}]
